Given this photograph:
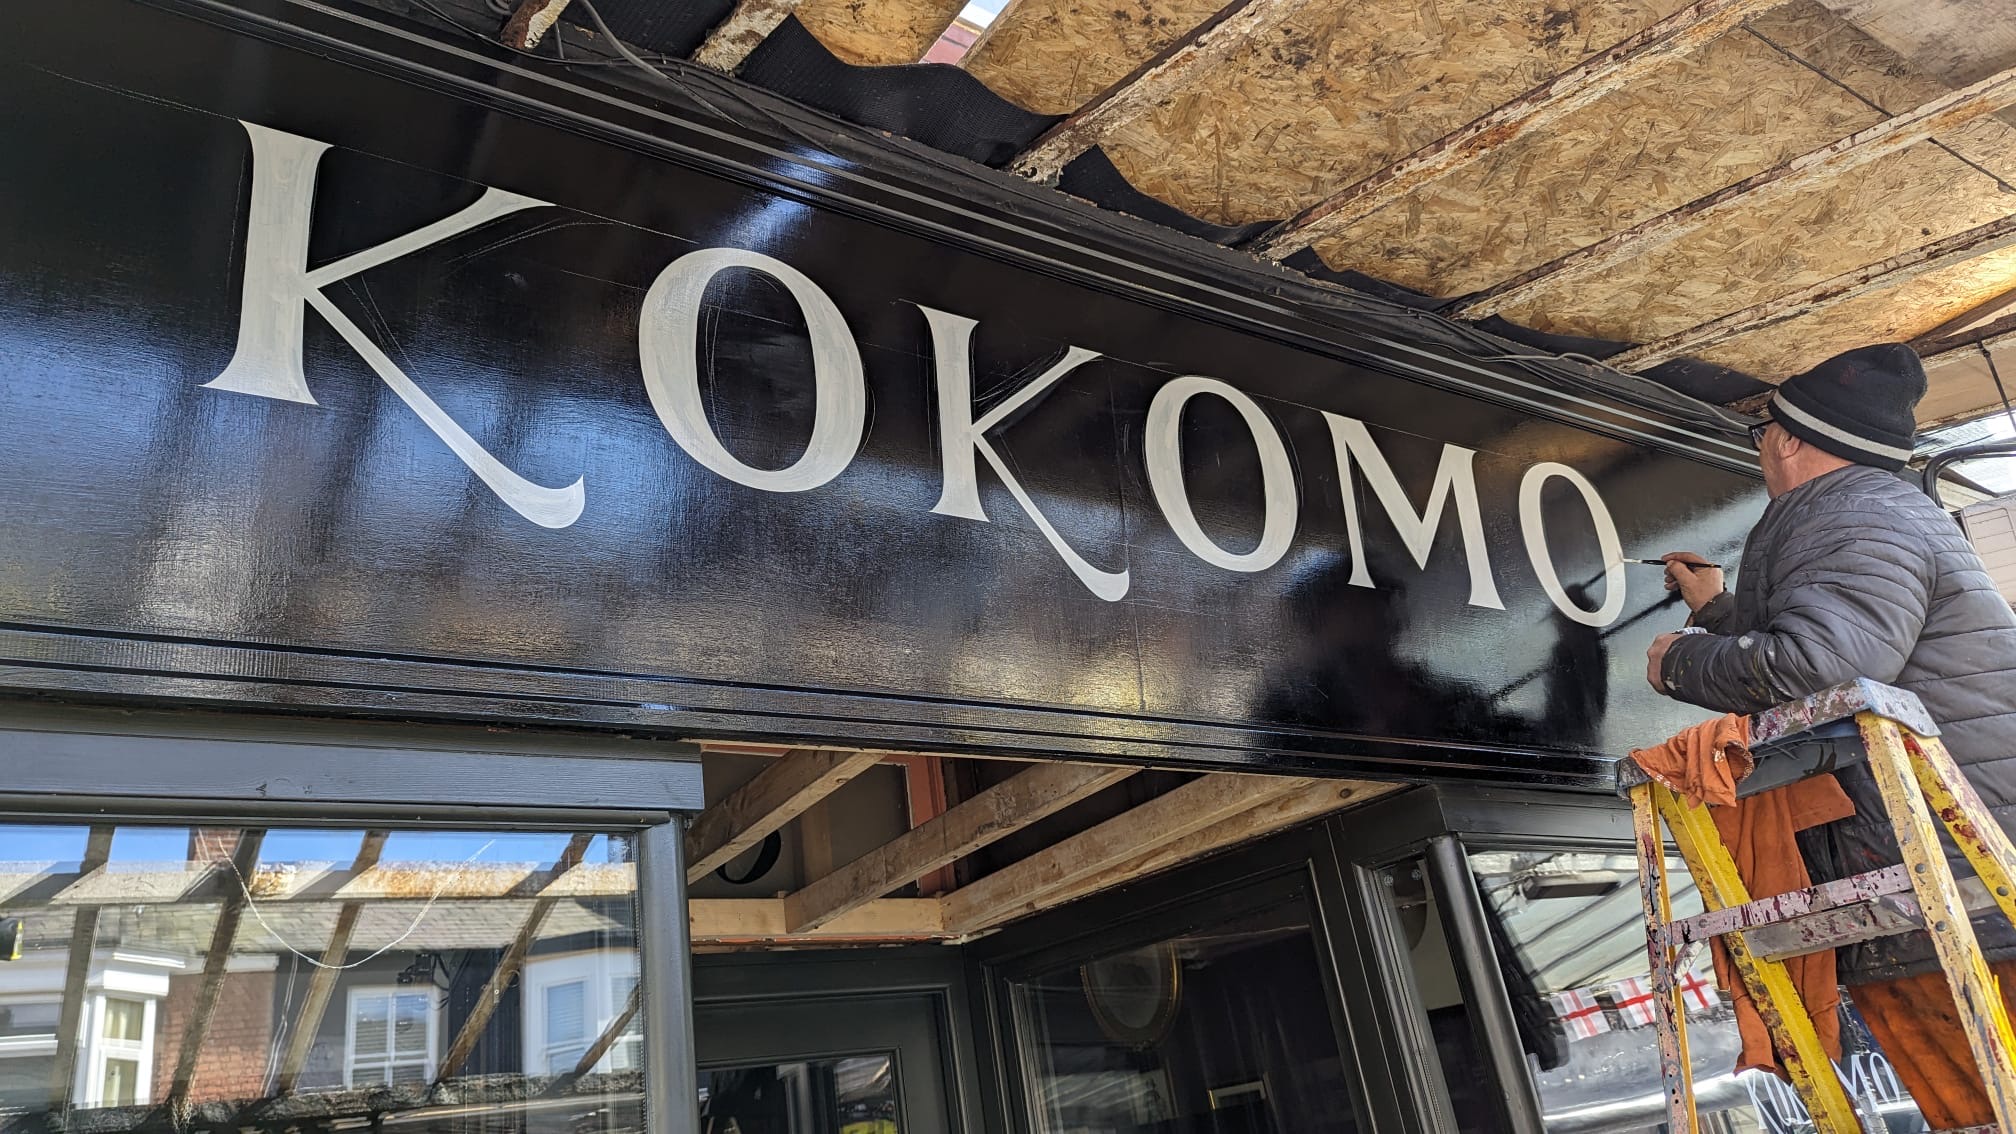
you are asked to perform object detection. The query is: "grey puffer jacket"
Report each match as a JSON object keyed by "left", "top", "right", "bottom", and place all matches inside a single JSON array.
[{"left": 1662, "top": 464, "right": 2016, "bottom": 982}]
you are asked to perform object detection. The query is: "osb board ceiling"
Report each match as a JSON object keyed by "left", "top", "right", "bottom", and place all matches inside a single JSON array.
[
  {"left": 961, "top": 0, "right": 1230, "bottom": 113},
  {"left": 1093, "top": 0, "right": 1695, "bottom": 223},
  {"left": 600, "top": 0, "right": 2016, "bottom": 424}
]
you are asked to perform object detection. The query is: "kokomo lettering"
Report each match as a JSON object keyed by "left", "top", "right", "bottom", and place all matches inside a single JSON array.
[
  {"left": 917, "top": 307, "right": 1129, "bottom": 601},
  {"left": 1519, "top": 462, "right": 1627, "bottom": 627},
  {"left": 640, "top": 248, "right": 866, "bottom": 493},
  {"left": 206, "top": 122, "right": 584, "bottom": 529},
  {"left": 1145, "top": 377, "right": 1298, "bottom": 573},
  {"left": 1324, "top": 414, "right": 1504, "bottom": 609}
]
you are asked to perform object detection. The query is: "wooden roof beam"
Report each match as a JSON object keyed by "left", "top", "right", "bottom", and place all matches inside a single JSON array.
[
  {"left": 692, "top": 0, "right": 803, "bottom": 72},
  {"left": 1255, "top": 0, "right": 1793, "bottom": 260},
  {"left": 47, "top": 827, "right": 114, "bottom": 1107},
  {"left": 435, "top": 834, "right": 596, "bottom": 1083},
  {"left": 165, "top": 831, "right": 267, "bottom": 1114},
  {"left": 272, "top": 831, "right": 390, "bottom": 1095},
  {"left": 1010, "top": 0, "right": 1322, "bottom": 181},
  {"left": 1606, "top": 210, "right": 2016, "bottom": 372},
  {"left": 783, "top": 762, "right": 1138, "bottom": 933},
  {"left": 690, "top": 897, "right": 948, "bottom": 945},
  {"left": 939, "top": 773, "right": 1311, "bottom": 935},
  {"left": 1452, "top": 62, "right": 2016, "bottom": 321},
  {"left": 685, "top": 748, "right": 884, "bottom": 882}
]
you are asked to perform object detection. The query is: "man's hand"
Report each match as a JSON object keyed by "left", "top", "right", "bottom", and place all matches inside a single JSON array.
[
  {"left": 1661, "top": 552, "right": 1726, "bottom": 614},
  {"left": 1646, "top": 631, "right": 1686, "bottom": 694}
]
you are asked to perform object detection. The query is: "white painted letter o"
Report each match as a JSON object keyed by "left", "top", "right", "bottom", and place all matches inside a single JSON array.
[
  {"left": 1518, "top": 462, "right": 1625, "bottom": 627},
  {"left": 639, "top": 247, "right": 865, "bottom": 493},
  {"left": 1145, "top": 376, "right": 1298, "bottom": 573}
]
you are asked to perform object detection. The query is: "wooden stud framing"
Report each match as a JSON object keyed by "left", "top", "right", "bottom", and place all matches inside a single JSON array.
[
  {"left": 691, "top": 0, "right": 804, "bottom": 72},
  {"left": 1453, "top": 62, "right": 2016, "bottom": 320},
  {"left": 895, "top": 755, "right": 958, "bottom": 897},
  {"left": 686, "top": 748, "right": 883, "bottom": 882},
  {"left": 940, "top": 773, "right": 1310, "bottom": 934},
  {"left": 691, "top": 897, "right": 948, "bottom": 945},
  {"left": 435, "top": 834, "right": 595, "bottom": 1084},
  {"left": 1607, "top": 211, "right": 2016, "bottom": 371},
  {"left": 500, "top": 0, "right": 574, "bottom": 51},
  {"left": 1009, "top": 0, "right": 1321, "bottom": 181},
  {"left": 166, "top": 831, "right": 268, "bottom": 1114},
  {"left": 784, "top": 762, "right": 1138, "bottom": 933},
  {"left": 272, "top": 832, "right": 390, "bottom": 1095},
  {"left": 1255, "top": 0, "right": 1793, "bottom": 260},
  {"left": 47, "top": 827, "right": 114, "bottom": 1106}
]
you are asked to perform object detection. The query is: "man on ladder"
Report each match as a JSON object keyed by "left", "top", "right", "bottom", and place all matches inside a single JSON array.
[{"left": 1643, "top": 343, "right": 2016, "bottom": 1126}]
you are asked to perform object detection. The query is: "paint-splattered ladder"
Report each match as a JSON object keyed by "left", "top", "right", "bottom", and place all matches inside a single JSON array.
[{"left": 1621, "top": 678, "right": 2016, "bottom": 1134}]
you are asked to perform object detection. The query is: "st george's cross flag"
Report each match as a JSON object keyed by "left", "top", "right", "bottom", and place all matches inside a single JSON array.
[
  {"left": 1611, "top": 977, "right": 1657, "bottom": 1027},
  {"left": 1553, "top": 989, "right": 1610, "bottom": 1040}
]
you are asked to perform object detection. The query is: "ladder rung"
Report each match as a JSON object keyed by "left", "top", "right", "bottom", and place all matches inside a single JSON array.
[
  {"left": 1656, "top": 864, "right": 2002, "bottom": 961},
  {"left": 1657, "top": 865, "right": 1912, "bottom": 948}
]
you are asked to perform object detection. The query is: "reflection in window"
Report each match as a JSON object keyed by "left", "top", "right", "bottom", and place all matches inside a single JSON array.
[
  {"left": 1011, "top": 898, "right": 1357, "bottom": 1134},
  {"left": 0, "top": 822, "right": 642, "bottom": 1132},
  {"left": 1471, "top": 849, "right": 1929, "bottom": 1134},
  {"left": 700, "top": 1055, "right": 901, "bottom": 1133}
]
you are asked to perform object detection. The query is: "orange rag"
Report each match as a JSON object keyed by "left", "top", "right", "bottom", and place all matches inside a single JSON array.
[
  {"left": 1629, "top": 714, "right": 1855, "bottom": 1076},
  {"left": 1854, "top": 965, "right": 2016, "bottom": 1128}
]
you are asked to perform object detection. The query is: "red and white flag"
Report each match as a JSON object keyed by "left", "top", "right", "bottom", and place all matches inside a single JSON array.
[
  {"left": 1678, "top": 969, "right": 1719, "bottom": 1013},
  {"left": 1554, "top": 989, "right": 1611, "bottom": 1040},
  {"left": 1612, "top": 977, "right": 1657, "bottom": 1027}
]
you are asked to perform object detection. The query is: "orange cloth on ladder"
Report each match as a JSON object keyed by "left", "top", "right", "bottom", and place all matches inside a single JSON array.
[
  {"left": 1854, "top": 964, "right": 2016, "bottom": 1128},
  {"left": 1629, "top": 714, "right": 1856, "bottom": 1076}
]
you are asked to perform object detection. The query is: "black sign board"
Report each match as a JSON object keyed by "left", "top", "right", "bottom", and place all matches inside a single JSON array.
[{"left": 0, "top": 0, "right": 1764, "bottom": 785}]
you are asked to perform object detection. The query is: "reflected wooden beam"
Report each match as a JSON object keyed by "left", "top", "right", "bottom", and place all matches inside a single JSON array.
[
  {"left": 272, "top": 831, "right": 389, "bottom": 1095},
  {"left": 569, "top": 983, "right": 641, "bottom": 1077},
  {"left": 435, "top": 834, "right": 595, "bottom": 1083},
  {"left": 685, "top": 749, "right": 883, "bottom": 882},
  {"left": 940, "top": 774, "right": 1310, "bottom": 935},
  {"left": 692, "top": 0, "right": 803, "bottom": 71},
  {"left": 166, "top": 831, "right": 267, "bottom": 1113},
  {"left": 690, "top": 897, "right": 947, "bottom": 945},
  {"left": 1454, "top": 62, "right": 2016, "bottom": 320},
  {"left": 1606, "top": 211, "right": 2016, "bottom": 371},
  {"left": 1010, "top": 0, "right": 1321, "bottom": 181},
  {"left": 48, "top": 827, "right": 114, "bottom": 1105},
  {"left": 0, "top": 861, "right": 638, "bottom": 907},
  {"left": 1256, "top": 0, "right": 1791, "bottom": 259},
  {"left": 784, "top": 762, "right": 1137, "bottom": 932}
]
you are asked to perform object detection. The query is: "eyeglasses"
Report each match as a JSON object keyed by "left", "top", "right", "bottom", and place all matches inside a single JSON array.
[{"left": 1748, "top": 419, "right": 1773, "bottom": 449}]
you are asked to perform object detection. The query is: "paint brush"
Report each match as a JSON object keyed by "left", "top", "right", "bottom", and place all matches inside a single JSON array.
[{"left": 1621, "top": 557, "right": 1723, "bottom": 570}]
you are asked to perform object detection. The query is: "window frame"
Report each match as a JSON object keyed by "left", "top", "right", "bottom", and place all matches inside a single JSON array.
[{"left": 343, "top": 986, "right": 441, "bottom": 1088}]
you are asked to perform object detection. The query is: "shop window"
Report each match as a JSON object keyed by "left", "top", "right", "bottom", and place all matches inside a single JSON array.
[
  {"left": 345, "top": 988, "right": 436, "bottom": 1086},
  {"left": 1468, "top": 848, "right": 1932, "bottom": 1134},
  {"left": 701, "top": 1054, "right": 901, "bottom": 1133},
  {"left": 0, "top": 821, "right": 645, "bottom": 1132},
  {"left": 1009, "top": 896, "right": 1357, "bottom": 1134}
]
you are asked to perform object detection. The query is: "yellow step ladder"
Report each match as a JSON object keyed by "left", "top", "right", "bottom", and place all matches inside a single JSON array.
[{"left": 1624, "top": 678, "right": 2016, "bottom": 1133}]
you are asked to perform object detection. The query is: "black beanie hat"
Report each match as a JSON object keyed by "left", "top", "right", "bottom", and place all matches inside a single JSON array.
[{"left": 1768, "top": 343, "right": 1926, "bottom": 472}]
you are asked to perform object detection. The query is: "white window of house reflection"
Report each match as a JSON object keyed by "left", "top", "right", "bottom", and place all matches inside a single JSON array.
[
  {"left": 1469, "top": 849, "right": 1929, "bottom": 1134},
  {"left": 346, "top": 988, "right": 437, "bottom": 1086},
  {"left": 524, "top": 953, "right": 641, "bottom": 1075}
]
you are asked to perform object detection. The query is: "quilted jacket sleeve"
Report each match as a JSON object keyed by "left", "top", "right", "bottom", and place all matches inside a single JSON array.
[{"left": 1661, "top": 498, "right": 1934, "bottom": 714}]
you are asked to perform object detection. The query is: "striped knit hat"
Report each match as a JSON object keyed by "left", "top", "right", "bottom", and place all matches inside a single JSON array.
[{"left": 1769, "top": 343, "right": 1926, "bottom": 472}]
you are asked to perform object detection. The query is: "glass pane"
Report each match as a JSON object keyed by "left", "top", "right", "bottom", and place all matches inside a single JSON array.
[
  {"left": 700, "top": 1054, "right": 902, "bottom": 1134},
  {"left": 101, "top": 1058, "right": 139, "bottom": 1107},
  {"left": 0, "top": 821, "right": 644, "bottom": 1132},
  {"left": 1374, "top": 858, "right": 1508, "bottom": 1134},
  {"left": 1470, "top": 848, "right": 1930, "bottom": 1134},
  {"left": 1011, "top": 897, "right": 1358, "bottom": 1134},
  {"left": 102, "top": 998, "right": 144, "bottom": 1043}
]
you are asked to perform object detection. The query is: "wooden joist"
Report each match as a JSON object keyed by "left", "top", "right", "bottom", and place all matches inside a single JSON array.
[
  {"left": 690, "top": 897, "right": 949, "bottom": 944},
  {"left": 939, "top": 773, "right": 1311, "bottom": 935},
  {"left": 500, "top": 0, "right": 574, "bottom": 50},
  {"left": 1010, "top": 0, "right": 1321, "bottom": 181},
  {"left": 435, "top": 834, "right": 594, "bottom": 1084},
  {"left": 686, "top": 748, "right": 883, "bottom": 882},
  {"left": 1607, "top": 210, "right": 2016, "bottom": 371},
  {"left": 783, "top": 762, "right": 1138, "bottom": 933},
  {"left": 1255, "top": 0, "right": 1793, "bottom": 260},
  {"left": 48, "top": 827, "right": 114, "bottom": 1106},
  {"left": 166, "top": 831, "right": 267, "bottom": 1113},
  {"left": 691, "top": 0, "right": 803, "bottom": 72},
  {"left": 273, "top": 832, "right": 390, "bottom": 1095},
  {"left": 1453, "top": 61, "right": 2016, "bottom": 321}
]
